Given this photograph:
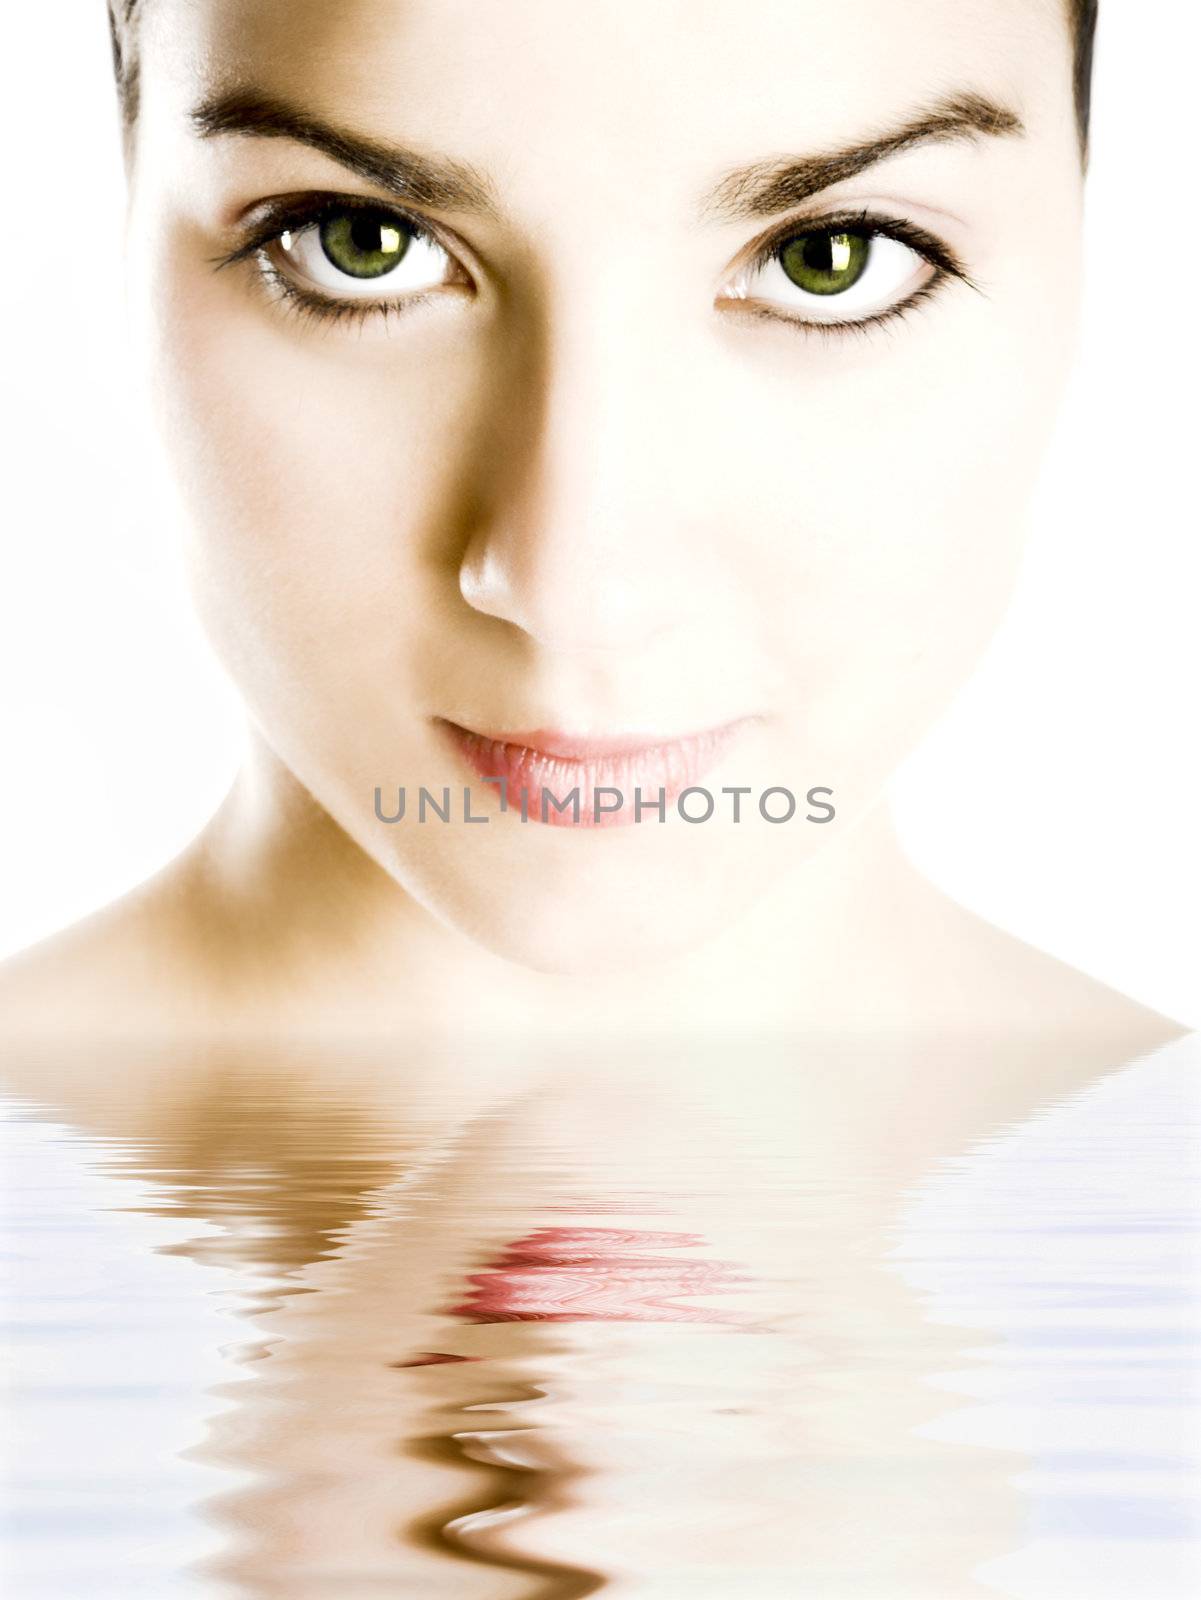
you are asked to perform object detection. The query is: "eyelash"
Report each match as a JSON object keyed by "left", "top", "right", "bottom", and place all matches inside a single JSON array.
[
  {"left": 214, "top": 194, "right": 461, "bottom": 329},
  {"left": 735, "top": 208, "right": 974, "bottom": 339},
  {"left": 214, "top": 194, "right": 973, "bottom": 337}
]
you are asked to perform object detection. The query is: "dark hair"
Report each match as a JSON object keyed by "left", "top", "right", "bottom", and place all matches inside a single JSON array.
[
  {"left": 1069, "top": 0, "right": 1099, "bottom": 157},
  {"left": 107, "top": 0, "right": 142, "bottom": 130},
  {"left": 108, "top": 0, "right": 1100, "bottom": 159}
]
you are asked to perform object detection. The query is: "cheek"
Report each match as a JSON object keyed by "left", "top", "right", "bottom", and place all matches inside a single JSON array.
[
  {"left": 722, "top": 291, "right": 1071, "bottom": 779},
  {"left": 142, "top": 241, "right": 487, "bottom": 734}
]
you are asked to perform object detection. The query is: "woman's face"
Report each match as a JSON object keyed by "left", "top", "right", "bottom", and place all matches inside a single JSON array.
[{"left": 128, "top": 0, "right": 1083, "bottom": 974}]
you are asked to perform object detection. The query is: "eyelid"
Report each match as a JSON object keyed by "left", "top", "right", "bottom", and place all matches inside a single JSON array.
[
  {"left": 727, "top": 206, "right": 972, "bottom": 289},
  {"left": 213, "top": 190, "right": 475, "bottom": 283}
]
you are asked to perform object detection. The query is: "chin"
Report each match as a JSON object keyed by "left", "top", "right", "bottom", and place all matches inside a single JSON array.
[{"left": 382, "top": 824, "right": 787, "bottom": 978}]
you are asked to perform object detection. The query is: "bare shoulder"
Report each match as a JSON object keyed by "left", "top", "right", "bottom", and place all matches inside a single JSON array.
[
  {"left": 0, "top": 851, "right": 244, "bottom": 1139},
  {"left": 918, "top": 884, "right": 1191, "bottom": 1062},
  {"left": 0, "top": 860, "right": 207, "bottom": 1045},
  {"left": 0, "top": 849, "right": 405, "bottom": 1143}
]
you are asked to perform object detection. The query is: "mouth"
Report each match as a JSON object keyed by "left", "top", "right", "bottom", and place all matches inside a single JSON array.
[{"left": 433, "top": 715, "right": 755, "bottom": 828}]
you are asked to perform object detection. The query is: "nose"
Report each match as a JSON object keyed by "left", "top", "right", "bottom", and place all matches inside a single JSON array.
[{"left": 458, "top": 295, "right": 700, "bottom": 656}]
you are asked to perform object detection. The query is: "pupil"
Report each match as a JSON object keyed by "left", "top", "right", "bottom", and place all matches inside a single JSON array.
[
  {"left": 806, "top": 236, "right": 835, "bottom": 272},
  {"left": 804, "top": 234, "right": 854, "bottom": 274},
  {"left": 352, "top": 216, "right": 389, "bottom": 256}
]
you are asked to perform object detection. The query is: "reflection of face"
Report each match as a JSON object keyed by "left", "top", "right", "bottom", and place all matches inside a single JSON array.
[{"left": 128, "top": 0, "right": 1083, "bottom": 974}]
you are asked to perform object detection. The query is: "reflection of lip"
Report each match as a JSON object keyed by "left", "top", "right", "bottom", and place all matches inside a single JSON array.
[
  {"left": 434, "top": 717, "right": 752, "bottom": 828},
  {"left": 447, "top": 1227, "right": 753, "bottom": 1323}
]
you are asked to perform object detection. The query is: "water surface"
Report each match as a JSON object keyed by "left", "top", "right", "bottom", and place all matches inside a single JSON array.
[{"left": 2, "top": 1032, "right": 1199, "bottom": 1597}]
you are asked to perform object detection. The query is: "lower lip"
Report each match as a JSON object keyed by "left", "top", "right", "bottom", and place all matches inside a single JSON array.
[{"left": 435, "top": 717, "right": 750, "bottom": 828}]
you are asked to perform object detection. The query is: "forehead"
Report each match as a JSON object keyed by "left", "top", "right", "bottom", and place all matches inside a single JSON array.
[{"left": 144, "top": 0, "right": 1074, "bottom": 169}]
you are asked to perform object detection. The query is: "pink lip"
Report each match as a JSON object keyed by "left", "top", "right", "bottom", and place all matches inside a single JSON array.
[
  {"left": 446, "top": 1227, "right": 753, "bottom": 1324},
  {"left": 434, "top": 716, "right": 751, "bottom": 828}
]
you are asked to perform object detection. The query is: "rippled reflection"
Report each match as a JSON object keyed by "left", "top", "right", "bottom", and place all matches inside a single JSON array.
[{"left": 2, "top": 1032, "right": 1198, "bottom": 1597}]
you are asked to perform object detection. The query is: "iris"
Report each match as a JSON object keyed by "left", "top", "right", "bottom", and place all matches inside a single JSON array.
[
  {"left": 779, "top": 230, "right": 870, "bottom": 295},
  {"left": 318, "top": 210, "right": 411, "bottom": 279}
]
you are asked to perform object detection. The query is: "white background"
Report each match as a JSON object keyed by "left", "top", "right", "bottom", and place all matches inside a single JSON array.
[{"left": 0, "top": 4, "right": 1196, "bottom": 1022}]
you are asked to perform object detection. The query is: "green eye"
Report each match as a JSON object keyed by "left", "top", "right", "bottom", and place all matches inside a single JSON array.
[
  {"left": 318, "top": 210, "right": 412, "bottom": 279},
  {"left": 778, "top": 231, "right": 870, "bottom": 295}
]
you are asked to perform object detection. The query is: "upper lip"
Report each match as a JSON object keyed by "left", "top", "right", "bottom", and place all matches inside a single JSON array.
[{"left": 436, "top": 717, "right": 753, "bottom": 760}]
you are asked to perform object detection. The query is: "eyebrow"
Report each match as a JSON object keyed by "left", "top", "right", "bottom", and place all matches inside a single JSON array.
[
  {"left": 700, "top": 92, "right": 1024, "bottom": 221},
  {"left": 191, "top": 85, "right": 1023, "bottom": 227},
  {"left": 190, "top": 88, "right": 500, "bottom": 216}
]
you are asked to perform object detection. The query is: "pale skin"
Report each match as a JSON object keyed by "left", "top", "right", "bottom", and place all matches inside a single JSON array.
[
  {"left": 0, "top": 0, "right": 1189, "bottom": 1455},
  {"left": 0, "top": 0, "right": 1184, "bottom": 1073}
]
